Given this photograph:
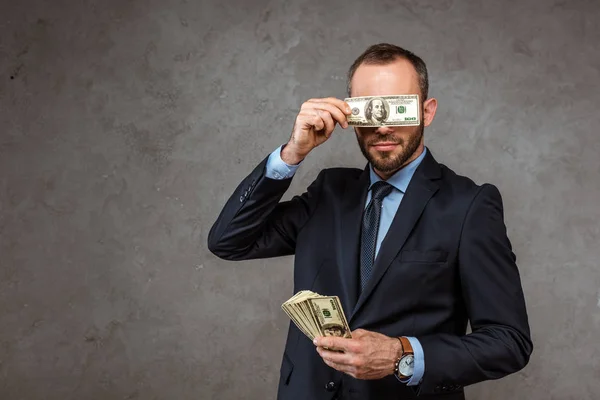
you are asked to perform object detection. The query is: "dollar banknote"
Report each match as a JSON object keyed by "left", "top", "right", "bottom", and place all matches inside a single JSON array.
[
  {"left": 345, "top": 94, "right": 420, "bottom": 127},
  {"left": 282, "top": 291, "right": 352, "bottom": 341}
]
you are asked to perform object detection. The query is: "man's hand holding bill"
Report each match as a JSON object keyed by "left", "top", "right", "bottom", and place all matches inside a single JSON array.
[
  {"left": 280, "top": 97, "right": 352, "bottom": 165},
  {"left": 314, "top": 329, "right": 404, "bottom": 380}
]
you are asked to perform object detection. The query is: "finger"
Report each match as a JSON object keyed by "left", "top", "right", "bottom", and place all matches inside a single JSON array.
[
  {"left": 312, "top": 113, "right": 326, "bottom": 132},
  {"left": 309, "top": 101, "right": 349, "bottom": 129},
  {"left": 310, "top": 97, "right": 353, "bottom": 116},
  {"left": 317, "top": 110, "right": 335, "bottom": 137},
  {"left": 314, "top": 336, "right": 350, "bottom": 352},
  {"left": 299, "top": 110, "right": 325, "bottom": 132},
  {"left": 317, "top": 347, "right": 353, "bottom": 365}
]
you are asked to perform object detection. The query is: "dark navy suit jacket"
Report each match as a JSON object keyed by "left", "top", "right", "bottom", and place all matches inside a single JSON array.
[{"left": 208, "top": 149, "right": 532, "bottom": 400}]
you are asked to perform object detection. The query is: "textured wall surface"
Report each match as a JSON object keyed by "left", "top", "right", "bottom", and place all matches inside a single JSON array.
[{"left": 1, "top": 0, "right": 599, "bottom": 399}]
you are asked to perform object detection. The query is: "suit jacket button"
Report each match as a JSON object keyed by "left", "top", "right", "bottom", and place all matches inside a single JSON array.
[
  {"left": 325, "top": 381, "right": 336, "bottom": 391},
  {"left": 434, "top": 386, "right": 441, "bottom": 393},
  {"left": 239, "top": 195, "right": 244, "bottom": 202},
  {"left": 442, "top": 385, "right": 448, "bottom": 391}
]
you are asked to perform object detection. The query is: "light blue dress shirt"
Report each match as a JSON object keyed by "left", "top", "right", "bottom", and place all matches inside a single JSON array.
[{"left": 265, "top": 144, "right": 426, "bottom": 386}]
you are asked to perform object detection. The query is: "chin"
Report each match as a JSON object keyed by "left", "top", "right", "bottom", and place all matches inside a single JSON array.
[{"left": 369, "top": 152, "right": 402, "bottom": 172}]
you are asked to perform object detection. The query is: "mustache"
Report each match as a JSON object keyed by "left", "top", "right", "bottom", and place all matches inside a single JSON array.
[{"left": 367, "top": 135, "right": 403, "bottom": 146}]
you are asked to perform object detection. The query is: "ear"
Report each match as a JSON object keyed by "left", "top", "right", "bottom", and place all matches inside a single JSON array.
[{"left": 422, "top": 97, "right": 438, "bottom": 127}]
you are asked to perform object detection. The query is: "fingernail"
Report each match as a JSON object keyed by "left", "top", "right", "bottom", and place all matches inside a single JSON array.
[
  {"left": 346, "top": 107, "right": 351, "bottom": 113},
  {"left": 313, "top": 339, "right": 318, "bottom": 345}
]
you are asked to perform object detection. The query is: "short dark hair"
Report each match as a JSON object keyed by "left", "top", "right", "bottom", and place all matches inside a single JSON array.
[{"left": 347, "top": 43, "right": 429, "bottom": 100}]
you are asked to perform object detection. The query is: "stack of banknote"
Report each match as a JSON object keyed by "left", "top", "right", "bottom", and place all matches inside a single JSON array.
[
  {"left": 345, "top": 94, "right": 421, "bottom": 127},
  {"left": 281, "top": 290, "right": 352, "bottom": 340}
]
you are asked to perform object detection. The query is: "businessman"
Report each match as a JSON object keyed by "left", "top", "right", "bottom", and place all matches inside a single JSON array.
[{"left": 208, "top": 43, "right": 532, "bottom": 400}]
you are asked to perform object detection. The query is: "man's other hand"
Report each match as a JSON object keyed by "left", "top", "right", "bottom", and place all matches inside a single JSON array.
[{"left": 314, "top": 329, "right": 403, "bottom": 380}]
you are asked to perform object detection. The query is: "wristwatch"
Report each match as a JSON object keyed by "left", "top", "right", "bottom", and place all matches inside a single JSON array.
[{"left": 394, "top": 336, "right": 414, "bottom": 380}]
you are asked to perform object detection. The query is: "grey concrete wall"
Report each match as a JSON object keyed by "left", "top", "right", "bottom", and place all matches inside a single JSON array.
[{"left": 1, "top": 0, "right": 599, "bottom": 399}]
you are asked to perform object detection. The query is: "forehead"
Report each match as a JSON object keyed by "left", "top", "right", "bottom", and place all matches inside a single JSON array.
[{"left": 351, "top": 58, "right": 419, "bottom": 97}]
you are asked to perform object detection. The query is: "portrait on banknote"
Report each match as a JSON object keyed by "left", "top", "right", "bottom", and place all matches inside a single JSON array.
[
  {"left": 322, "top": 323, "right": 347, "bottom": 338},
  {"left": 365, "top": 97, "right": 390, "bottom": 124}
]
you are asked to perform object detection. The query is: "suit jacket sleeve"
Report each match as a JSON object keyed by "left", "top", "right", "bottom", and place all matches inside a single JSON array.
[
  {"left": 416, "top": 184, "right": 533, "bottom": 395},
  {"left": 207, "top": 155, "right": 323, "bottom": 260}
]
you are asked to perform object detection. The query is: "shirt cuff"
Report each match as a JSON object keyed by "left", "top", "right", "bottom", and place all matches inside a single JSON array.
[
  {"left": 405, "top": 336, "right": 425, "bottom": 386},
  {"left": 265, "top": 144, "right": 301, "bottom": 180}
]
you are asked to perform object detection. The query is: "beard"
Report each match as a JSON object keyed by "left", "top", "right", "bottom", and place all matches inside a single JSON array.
[{"left": 356, "top": 120, "right": 424, "bottom": 174}]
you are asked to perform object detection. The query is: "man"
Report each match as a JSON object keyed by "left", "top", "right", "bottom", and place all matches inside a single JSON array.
[
  {"left": 208, "top": 43, "right": 532, "bottom": 400},
  {"left": 365, "top": 97, "right": 388, "bottom": 124}
]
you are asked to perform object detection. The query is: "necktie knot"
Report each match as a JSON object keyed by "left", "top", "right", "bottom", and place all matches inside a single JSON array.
[{"left": 370, "top": 181, "right": 393, "bottom": 202}]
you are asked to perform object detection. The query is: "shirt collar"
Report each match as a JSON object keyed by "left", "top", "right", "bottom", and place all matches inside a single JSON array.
[{"left": 368, "top": 147, "right": 428, "bottom": 193}]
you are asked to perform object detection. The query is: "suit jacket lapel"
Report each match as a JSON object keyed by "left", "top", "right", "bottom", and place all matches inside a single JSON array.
[
  {"left": 350, "top": 150, "right": 442, "bottom": 322},
  {"left": 337, "top": 165, "right": 370, "bottom": 317}
]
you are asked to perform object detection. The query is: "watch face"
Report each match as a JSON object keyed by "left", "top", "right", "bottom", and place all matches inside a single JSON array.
[{"left": 399, "top": 355, "right": 415, "bottom": 376}]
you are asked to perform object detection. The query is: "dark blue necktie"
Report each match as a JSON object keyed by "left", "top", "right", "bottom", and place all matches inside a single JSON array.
[{"left": 360, "top": 181, "right": 393, "bottom": 292}]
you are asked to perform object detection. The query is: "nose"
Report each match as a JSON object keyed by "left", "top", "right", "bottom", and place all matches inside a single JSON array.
[{"left": 374, "top": 126, "right": 394, "bottom": 135}]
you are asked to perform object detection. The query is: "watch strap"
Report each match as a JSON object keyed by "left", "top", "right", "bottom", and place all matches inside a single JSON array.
[
  {"left": 394, "top": 337, "right": 415, "bottom": 381},
  {"left": 399, "top": 336, "right": 414, "bottom": 356}
]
